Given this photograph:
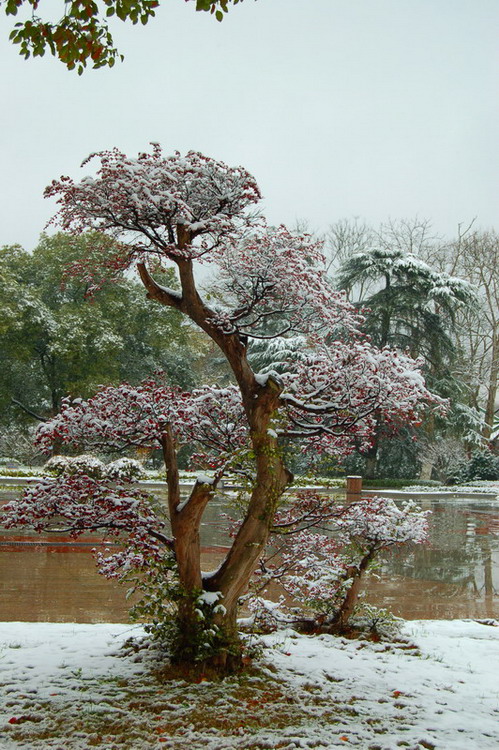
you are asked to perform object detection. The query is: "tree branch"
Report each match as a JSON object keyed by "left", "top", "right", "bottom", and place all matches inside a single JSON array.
[
  {"left": 11, "top": 398, "right": 48, "bottom": 423},
  {"left": 137, "top": 263, "right": 183, "bottom": 309}
]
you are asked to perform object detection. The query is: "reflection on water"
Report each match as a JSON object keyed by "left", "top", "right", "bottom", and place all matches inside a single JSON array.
[
  {"left": 364, "top": 496, "right": 499, "bottom": 620},
  {"left": 0, "top": 489, "right": 498, "bottom": 622},
  {"left": 0, "top": 542, "right": 226, "bottom": 623},
  {"left": 1, "top": 545, "right": 131, "bottom": 623}
]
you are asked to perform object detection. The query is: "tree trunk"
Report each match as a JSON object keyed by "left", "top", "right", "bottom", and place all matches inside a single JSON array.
[
  {"left": 138, "top": 256, "right": 294, "bottom": 673},
  {"left": 419, "top": 459, "right": 434, "bottom": 481},
  {"left": 483, "top": 330, "right": 498, "bottom": 440},
  {"left": 364, "top": 442, "right": 378, "bottom": 479},
  {"left": 328, "top": 550, "right": 376, "bottom": 633},
  {"left": 202, "top": 378, "right": 293, "bottom": 670}
]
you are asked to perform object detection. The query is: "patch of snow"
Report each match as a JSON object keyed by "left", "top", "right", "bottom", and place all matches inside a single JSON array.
[
  {"left": 176, "top": 498, "right": 189, "bottom": 512},
  {"left": 0, "top": 620, "right": 498, "bottom": 748},
  {"left": 196, "top": 473, "right": 215, "bottom": 486},
  {"left": 197, "top": 591, "right": 223, "bottom": 606}
]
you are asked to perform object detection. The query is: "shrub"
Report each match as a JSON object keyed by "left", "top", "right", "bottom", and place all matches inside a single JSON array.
[
  {"left": 106, "top": 458, "right": 147, "bottom": 482},
  {"left": 44, "top": 454, "right": 106, "bottom": 479},
  {"left": 449, "top": 449, "right": 499, "bottom": 483},
  {"left": 0, "top": 457, "right": 23, "bottom": 469}
]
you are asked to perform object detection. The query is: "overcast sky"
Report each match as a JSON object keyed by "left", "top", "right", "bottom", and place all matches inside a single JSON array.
[{"left": 1, "top": 0, "right": 497, "bottom": 251}]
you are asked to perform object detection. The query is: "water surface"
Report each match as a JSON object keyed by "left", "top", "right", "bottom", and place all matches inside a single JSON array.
[{"left": 1, "top": 489, "right": 497, "bottom": 622}]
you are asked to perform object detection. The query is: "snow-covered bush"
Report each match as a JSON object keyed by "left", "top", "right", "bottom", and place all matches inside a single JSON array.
[
  {"left": 248, "top": 493, "right": 429, "bottom": 634},
  {"left": 450, "top": 448, "right": 499, "bottom": 483},
  {"left": 105, "top": 457, "right": 147, "bottom": 482},
  {"left": 0, "top": 456, "right": 22, "bottom": 469},
  {"left": 351, "top": 603, "right": 402, "bottom": 639},
  {"left": 44, "top": 454, "right": 105, "bottom": 479}
]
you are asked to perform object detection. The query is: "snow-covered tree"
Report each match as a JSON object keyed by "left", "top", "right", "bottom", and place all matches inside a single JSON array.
[
  {"left": 335, "top": 245, "right": 474, "bottom": 355},
  {"left": 335, "top": 243, "right": 474, "bottom": 476},
  {"left": 248, "top": 492, "right": 429, "bottom": 633},
  {"left": 425, "top": 228, "right": 498, "bottom": 443},
  {"left": 5, "top": 147, "right": 441, "bottom": 672}
]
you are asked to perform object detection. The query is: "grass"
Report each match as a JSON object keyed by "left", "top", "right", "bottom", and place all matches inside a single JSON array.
[{"left": 1, "top": 663, "right": 349, "bottom": 749}]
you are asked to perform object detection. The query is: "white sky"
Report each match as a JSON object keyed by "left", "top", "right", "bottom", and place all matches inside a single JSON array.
[{"left": 0, "top": 0, "right": 497, "bottom": 251}]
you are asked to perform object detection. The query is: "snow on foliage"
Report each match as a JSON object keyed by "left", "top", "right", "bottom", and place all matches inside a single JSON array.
[
  {"left": 211, "top": 224, "right": 362, "bottom": 339},
  {"left": 2, "top": 473, "right": 170, "bottom": 582},
  {"left": 44, "top": 453, "right": 146, "bottom": 482},
  {"left": 44, "top": 453, "right": 106, "bottom": 478},
  {"left": 105, "top": 457, "right": 147, "bottom": 482},
  {"left": 35, "top": 375, "right": 248, "bottom": 471},
  {"left": 281, "top": 342, "right": 444, "bottom": 455},
  {"left": 45, "top": 146, "right": 261, "bottom": 289},
  {"left": 4, "top": 147, "right": 452, "bottom": 665},
  {"left": 337, "top": 246, "right": 476, "bottom": 308},
  {"left": 249, "top": 492, "right": 429, "bottom": 629},
  {"left": 336, "top": 496, "right": 429, "bottom": 545},
  {"left": 34, "top": 343, "right": 440, "bottom": 469}
]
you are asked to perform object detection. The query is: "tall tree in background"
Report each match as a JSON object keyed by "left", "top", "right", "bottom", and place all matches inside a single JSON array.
[
  {"left": 333, "top": 223, "right": 474, "bottom": 477},
  {"left": 0, "top": 233, "right": 199, "bottom": 428},
  {"left": 335, "top": 244, "right": 472, "bottom": 358},
  {"left": 422, "top": 227, "right": 498, "bottom": 442}
]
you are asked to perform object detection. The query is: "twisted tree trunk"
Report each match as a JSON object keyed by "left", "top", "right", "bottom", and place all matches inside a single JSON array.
[{"left": 137, "top": 253, "right": 293, "bottom": 672}]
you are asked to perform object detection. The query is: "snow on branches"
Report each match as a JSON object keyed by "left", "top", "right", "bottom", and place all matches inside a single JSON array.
[
  {"left": 249, "top": 491, "right": 429, "bottom": 631},
  {"left": 35, "top": 374, "right": 248, "bottom": 472},
  {"left": 45, "top": 146, "right": 261, "bottom": 288},
  {"left": 280, "top": 342, "right": 444, "bottom": 456},
  {"left": 34, "top": 341, "right": 439, "bottom": 469},
  {"left": 45, "top": 146, "right": 359, "bottom": 344},
  {"left": 2, "top": 474, "right": 171, "bottom": 580},
  {"left": 211, "top": 225, "right": 362, "bottom": 339},
  {"left": 35, "top": 378, "right": 183, "bottom": 453},
  {"left": 337, "top": 246, "right": 475, "bottom": 309}
]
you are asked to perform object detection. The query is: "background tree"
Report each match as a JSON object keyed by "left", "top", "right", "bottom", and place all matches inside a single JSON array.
[
  {"left": 2, "top": 0, "right": 244, "bottom": 73},
  {"left": 332, "top": 226, "right": 474, "bottom": 477},
  {"left": 421, "top": 227, "right": 499, "bottom": 443},
  {"left": 0, "top": 232, "right": 199, "bottom": 430}
]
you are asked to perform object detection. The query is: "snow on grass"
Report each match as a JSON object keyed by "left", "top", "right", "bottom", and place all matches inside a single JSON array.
[{"left": 1, "top": 620, "right": 498, "bottom": 749}]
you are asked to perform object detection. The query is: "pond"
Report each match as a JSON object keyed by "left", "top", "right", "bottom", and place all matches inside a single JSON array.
[
  {"left": 363, "top": 495, "right": 499, "bottom": 620},
  {"left": 0, "top": 487, "right": 498, "bottom": 622}
]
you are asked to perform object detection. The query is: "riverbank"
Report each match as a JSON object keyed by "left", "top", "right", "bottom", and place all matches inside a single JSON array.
[{"left": 1, "top": 619, "right": 498, "bottom": 749}]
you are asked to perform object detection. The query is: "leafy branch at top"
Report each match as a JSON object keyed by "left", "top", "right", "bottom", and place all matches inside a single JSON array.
[{"left": 1, "top": 0, "right": 246, "bottom": 73}]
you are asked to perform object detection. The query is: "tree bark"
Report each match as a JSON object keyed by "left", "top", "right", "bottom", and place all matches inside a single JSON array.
[
  {"left": 483, "top": 330, "right": 498, "bottom": 440},
  {"left": 328, "top": 549, "right": 376, "bottom": 632},
  {"left": 139, "top": 252, "right": 293, "bottom": 672}
]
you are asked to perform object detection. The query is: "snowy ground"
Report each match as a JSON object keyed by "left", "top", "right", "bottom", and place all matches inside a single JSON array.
[
  {"left": 404, "top": 480, "right": 499, "bottom": 497},
  {"left": 1, "top": 620, "right": 498, "bottom": 750}
]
